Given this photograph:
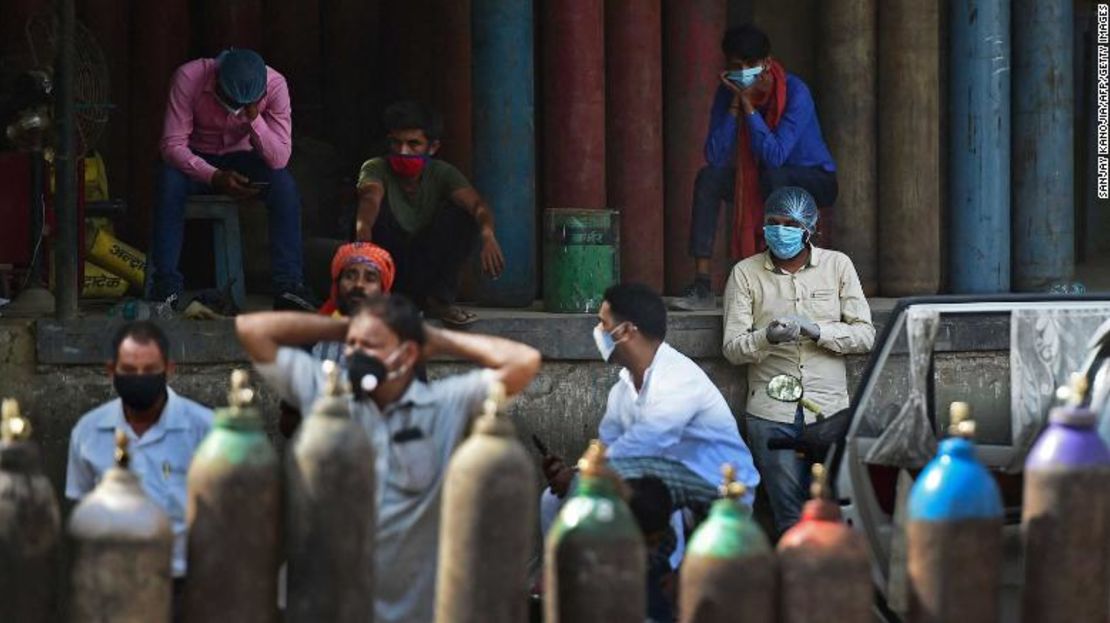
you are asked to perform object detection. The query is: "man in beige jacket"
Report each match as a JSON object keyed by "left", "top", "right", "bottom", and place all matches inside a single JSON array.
[{"left": 722, "top": 186, "right": 874, "bottom": 535}]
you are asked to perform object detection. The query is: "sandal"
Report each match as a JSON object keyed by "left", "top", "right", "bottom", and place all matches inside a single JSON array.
[{"left": 428, "top": 301, "right": 479, "bottom": 326}]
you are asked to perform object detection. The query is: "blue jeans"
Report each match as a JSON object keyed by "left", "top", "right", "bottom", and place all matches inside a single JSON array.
[
  {"left": 149, "top": 151, "right": 304, "bottom": 298},
  {"left": 745, "top": 407, "right": 810, "bottom": 537},
  {"left": 687, "top": 164, "right": 838, "bottom": 259}
]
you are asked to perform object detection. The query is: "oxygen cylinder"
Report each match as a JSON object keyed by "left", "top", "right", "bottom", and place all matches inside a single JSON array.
[
  {"left": 906, "top": 402, "right": 1003, "bottom": 623},
  {"left": 777, "top": 464, "right": 871, "bottom": 623},
  {"left": 679, "top": 464, "right": 776, "bottom": 623},
  {"left": 285, "top": 361, "right": 375, "bottom": 622},
  {"left": 69, "top": 429, "right": 174, "bottom": 622},
  {"left": 544, "top": 440, "right": 645, "bottom": 623},
  {"left": 0, "top": 398, "right": 60, "bottom": 623},
  {"left": 436, "top": 381, "right": 536, "bottom": 623},
  {"left": 1021, "top": 374, "right": 1110, "bottom": 622},
  {"left": 184, "top": 370, "right": 281, "bottom": 623}
]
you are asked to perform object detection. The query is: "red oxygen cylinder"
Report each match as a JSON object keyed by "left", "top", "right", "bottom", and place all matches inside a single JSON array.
[{"left": 777, "top": 463, "right": 872, "bottom": 623}]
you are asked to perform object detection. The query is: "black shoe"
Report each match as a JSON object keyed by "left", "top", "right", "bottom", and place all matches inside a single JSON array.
[
  {"left": 670, "top": 281, "right": 715, "bottom": 311},
  {"left": 273, "top": 284, "right": 320, "bottom": 312}
]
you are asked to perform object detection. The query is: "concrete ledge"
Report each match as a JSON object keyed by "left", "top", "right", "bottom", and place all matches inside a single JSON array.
[{"left": 33, "top": 299, "right": 1011, "bottom": 365}]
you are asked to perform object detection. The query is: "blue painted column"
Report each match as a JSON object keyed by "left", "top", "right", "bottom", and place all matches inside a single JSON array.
[
  {"left": 950, "top": 0, "right": 1010, "bottom": 293},
  {"left": 472, "top": 0, "right": 536, "bottom": 307},
  {"left": 1013, "top": 0, "right": 1074, "bottom": 291}
]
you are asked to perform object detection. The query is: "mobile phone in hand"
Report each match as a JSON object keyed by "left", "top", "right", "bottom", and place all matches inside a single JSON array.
[
  {"left": 531, "top": 434, "right": 549, "bottom": 457},
  {"left": 248, "top": 181, "right": 270, "bottom": 190}
]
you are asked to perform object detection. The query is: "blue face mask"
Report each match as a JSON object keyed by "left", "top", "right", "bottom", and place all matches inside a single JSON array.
[
  {"left": 728, "top": 65, "right": 764, "bottom": 89},
  {"left": 763, "top": 224, "right": 807, "bottom": 259}
]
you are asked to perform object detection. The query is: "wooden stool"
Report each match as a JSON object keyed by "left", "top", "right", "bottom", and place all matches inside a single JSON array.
[{"left": 184, "top": 195, "right": 245, "bottom": 309}]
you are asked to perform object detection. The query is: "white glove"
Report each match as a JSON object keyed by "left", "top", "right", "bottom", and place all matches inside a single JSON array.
[{"left": 766, "top": 318, "right": 800, "bottom": 344}]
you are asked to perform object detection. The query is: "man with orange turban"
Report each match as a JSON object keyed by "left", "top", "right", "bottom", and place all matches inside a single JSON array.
[
  {"left": 278, "top": 242, "right": 397, "bottom": 437},
  {"left": 319, "top": 241, "right": 396, "bottom": 317}
]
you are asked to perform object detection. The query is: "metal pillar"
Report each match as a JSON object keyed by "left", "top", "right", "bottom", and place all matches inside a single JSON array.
[
  {"left": 662, "top": 0, "right": 727, "bottom": 294},
  {"left": 878, "top": 0, "right": 941, "bottom": 296},
  {"left": 129, "top": 0, "right": 189, "bottom": 247},
  {"left": 542, "top": 0, "right": 606, "bottom": 211},
  {"left": 435, "top": 0, "right": 472, "bottom": 178},
  {"left": 1013, "top": 0, "right": 1074, "bottom": 291},
  {"left": 472, "top": 0, "right": 536, "bottom": 307},
  {"left": 265, "top": 0, "right": 322, "bottom": 136},
  {"left": 950, "top": 0, "right": 1010, "bottom": 293},
  {"left": 322, "top": 0, "right": 381, "bottom": 165},
  {"left": 817, "top": 0, "right": 877, "bottom": 295},
  {"left": 606, "top": 0, "right": 663, "bottom": 291},
  {"left": 196, "top": 0, "right": 263, "bottom": 56},
  {"left": 54, "top": 0, "right": 78, "bottom": 319}
]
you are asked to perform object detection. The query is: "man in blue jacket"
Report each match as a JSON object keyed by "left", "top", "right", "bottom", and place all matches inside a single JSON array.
[{"left": 674, "top": 24, "right": 838, "bottom": 311}]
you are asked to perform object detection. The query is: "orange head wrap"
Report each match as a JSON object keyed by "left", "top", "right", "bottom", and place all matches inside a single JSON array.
[{"left": 318, "top": 242, "right": 396, "bottom": 315}]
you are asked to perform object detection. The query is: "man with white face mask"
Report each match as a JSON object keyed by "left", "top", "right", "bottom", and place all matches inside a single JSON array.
[
  {"left": 541, "top": 283, "right": 758, "bottom": 521},
  {"left": 722, "top": 186, "right": 874, "bottom": 536},
  {"left": 538, "top": 283, "right": 758, "bottom": 618}
]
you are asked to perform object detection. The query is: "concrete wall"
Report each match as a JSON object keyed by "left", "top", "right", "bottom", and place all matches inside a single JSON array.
[{"left": 0, "top": 309, "right": 1014, "bottom": 507}]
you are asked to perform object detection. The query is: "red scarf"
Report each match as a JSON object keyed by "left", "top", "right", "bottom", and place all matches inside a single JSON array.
[{"left": 731, "top": 60, "right": 788, "bottom": 259}]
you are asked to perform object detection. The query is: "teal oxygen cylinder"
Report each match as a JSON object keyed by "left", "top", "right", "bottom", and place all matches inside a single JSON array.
[{"left": 906, "top": 402, "right": 1003, "bottom": 623}]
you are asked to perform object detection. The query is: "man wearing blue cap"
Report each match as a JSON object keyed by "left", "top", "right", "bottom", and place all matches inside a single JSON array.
[
  {"left": 721, "top": 187, "right": 873, "bottom": 536},
  {"left": 152, "top": 48, "right": 316, "bottom": 311}
]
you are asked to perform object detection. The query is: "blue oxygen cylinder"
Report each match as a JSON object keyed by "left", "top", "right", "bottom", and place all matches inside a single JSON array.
[{"left": 906, "top": 402, "right": 1003, "bottom": 623}]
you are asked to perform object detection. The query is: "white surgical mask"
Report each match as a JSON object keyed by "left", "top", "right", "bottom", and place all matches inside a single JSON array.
[{"left": 593, "top": 324, "right": 618, "bottom": 362}]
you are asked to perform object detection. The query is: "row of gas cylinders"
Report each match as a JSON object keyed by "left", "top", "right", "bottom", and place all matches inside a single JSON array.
[{"left": 1, "top": 367, "right": 1107, "bottom": 622}]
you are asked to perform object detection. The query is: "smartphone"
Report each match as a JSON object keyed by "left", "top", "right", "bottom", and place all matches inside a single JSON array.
[
  {"left": 248, "top": 181, "right": 270, "bottom": 190},
  {"left": 531, "top": 434, "right": 550, "bottom": 457}
]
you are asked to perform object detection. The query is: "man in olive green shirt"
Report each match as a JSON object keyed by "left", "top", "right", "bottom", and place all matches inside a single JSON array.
[{"left": 355, "top": 101, "right": 505, "bottom": 325}]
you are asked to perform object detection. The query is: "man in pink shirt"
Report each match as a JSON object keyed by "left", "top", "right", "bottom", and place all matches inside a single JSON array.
[{"left": 150, "top": 48, "right": 316, "bottom": 311}]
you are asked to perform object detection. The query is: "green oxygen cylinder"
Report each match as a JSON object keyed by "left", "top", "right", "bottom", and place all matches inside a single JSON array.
[
  {"left": 436, "top": 381, "right": 536, "bottom": 623},
  {"left": 544, "top": 440, "right": 645, "bottom": 623},
  {"left": 0, "top": 398, "right": 60, "bottom": 623},
  {"left": 286, "top": 360, "right": 375, "bottom": 622},
  {"left": 184, "top": 370, "right": 281, "bottom": 623},
  {"left": 69, "top": 429, "right": 174, "bottom": 622},
  {"left": 680, "top": 464, "right": 776, "bottom": 623}
]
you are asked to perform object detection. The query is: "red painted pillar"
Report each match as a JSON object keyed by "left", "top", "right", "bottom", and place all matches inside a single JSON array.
[
  {"left": 265, "top": 0, "right": 323, "bottom": 137},
  {"left": 663, "top": 0, "right": 727, "bottom": 294},
  {"left": 380, "top": 0, "right": 472, "bottom": 177},
  {"left": 542, "top": 0, "right": 606, "bottom": 210},
  {"left": 195, "top": 0, "right": 263, "bottom": 56},
  {"left": 606, "top": 0, "right": 663, "bottom": 290},
  {"left": 78, "top": 0, "right": 130, "bottom": 201},
  {"left": 433, "top": 0, "right": 472, "bottom": 178},
  {"left": 322, "top": 0, "right": 382, "bottom": 165},
  {"left": 128, "top": 0, "right": 190, "bottom": 246}
]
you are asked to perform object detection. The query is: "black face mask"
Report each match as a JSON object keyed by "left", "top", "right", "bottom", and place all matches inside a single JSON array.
[
  {"left": 348, "top": 352, "right": 387, "bottom": 401},
  {"left": 114, "top": 373, "right": 167, "bottom": 411}
]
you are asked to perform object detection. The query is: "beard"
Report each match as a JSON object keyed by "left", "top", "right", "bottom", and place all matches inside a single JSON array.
[{"left": 337, "top": 289, "right": 369, "bottom": 316}]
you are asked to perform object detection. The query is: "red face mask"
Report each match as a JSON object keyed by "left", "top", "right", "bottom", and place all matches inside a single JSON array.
[{"left": 386, "top": 154, "right": 428, "bottom": 179}]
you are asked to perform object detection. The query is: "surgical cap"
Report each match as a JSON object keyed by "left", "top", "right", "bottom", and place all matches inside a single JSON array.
[
  {"left": 216, "top": 49, "right": 267, "bottom": 106},
  {"left": 764, "top": 186, "right": 818, "bottom": 233}
]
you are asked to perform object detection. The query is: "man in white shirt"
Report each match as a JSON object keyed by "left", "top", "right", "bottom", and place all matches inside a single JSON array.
[
  {"left": 722, "top": 186, "right": 874, "bottom": 535},
  {"left": 543, "top": 283, "right": 759, "bottom": 518},
  {"left": 236, "top": 294, "right": 541, "bottom": 623},
  {"left": 66, "top": 321, "right": 213, "bottom": 606},
  {"left": 539, "top": 283, "right": 759, "bottom": 618}
]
